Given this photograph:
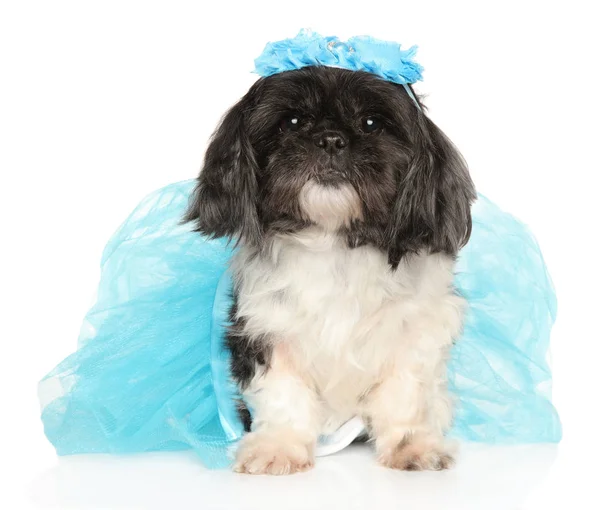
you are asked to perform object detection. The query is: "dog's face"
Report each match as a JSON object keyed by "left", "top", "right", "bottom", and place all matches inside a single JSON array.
[
  {"left": 186, "top": 67, "right": 475, "bottom": 267},
  {"left": 247, "top": 68, "right": 413, "bottom": 235}
]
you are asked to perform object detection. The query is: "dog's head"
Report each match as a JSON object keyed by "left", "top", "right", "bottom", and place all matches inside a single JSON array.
[{"left": 185, "top": 67, "right": 475, "bottom": 267}]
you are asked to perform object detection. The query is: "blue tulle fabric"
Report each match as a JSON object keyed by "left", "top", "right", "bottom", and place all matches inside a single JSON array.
[
  {"left": 39, "top": 180, "right": 561, "bottom": 468},
  {"left": 254, "top": 30, "right": 423, "bottom": 85}
]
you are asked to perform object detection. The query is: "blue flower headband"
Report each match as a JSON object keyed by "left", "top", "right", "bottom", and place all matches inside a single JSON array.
[{"left": 254, "top": 30, "right": 423, "bottom": 107}]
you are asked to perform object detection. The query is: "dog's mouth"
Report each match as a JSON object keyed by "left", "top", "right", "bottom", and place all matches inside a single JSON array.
[
  {"left": 313, "top": 168, "right": 347, "bottom": 186},
  {"left": 310, "top": 154, "right": 352, "bottom": 186}
]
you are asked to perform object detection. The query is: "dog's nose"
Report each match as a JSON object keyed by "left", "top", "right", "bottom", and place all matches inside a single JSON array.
[{"left": 314, "top": 131, "right": 348, "bottom": 153}]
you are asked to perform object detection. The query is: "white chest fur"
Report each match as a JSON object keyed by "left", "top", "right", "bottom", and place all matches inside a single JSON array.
[{"left": 231, "top": 228, "right": 463, "bottom": 430}]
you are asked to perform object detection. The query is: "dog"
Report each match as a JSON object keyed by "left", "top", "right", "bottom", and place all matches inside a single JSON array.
[{"left": 185, "top": 66, "right": 476, "bottom": 475}]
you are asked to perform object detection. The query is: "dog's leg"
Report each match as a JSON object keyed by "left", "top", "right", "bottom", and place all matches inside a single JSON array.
[
  {"left": 364, "top": 361, "right": 454, "bottom": 472},
  {"left": 363, "top": 359, "right": 454, "bottom": 471},
  {"left": 361, "top": 303, "right": 461, "bottom": 471},
  {"left": 233, "top": 343, "right": 320, "bottom": 475}
]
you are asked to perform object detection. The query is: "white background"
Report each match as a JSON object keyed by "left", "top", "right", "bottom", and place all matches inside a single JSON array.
[{"left": 1, "top": 1, "right": 598, "bottom": 509}]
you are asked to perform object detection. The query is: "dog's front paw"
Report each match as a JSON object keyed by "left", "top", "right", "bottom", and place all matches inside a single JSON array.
[
  {"left": 233, "top": 430, "right": 315, "bottom": 475},
  {"left": 379, "top": 435, "right": 454, "bottom": 471}
]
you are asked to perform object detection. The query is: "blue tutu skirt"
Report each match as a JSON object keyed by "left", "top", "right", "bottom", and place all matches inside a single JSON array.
[{"left": 39, "top": 180, "right": 562, "bottom": 468}]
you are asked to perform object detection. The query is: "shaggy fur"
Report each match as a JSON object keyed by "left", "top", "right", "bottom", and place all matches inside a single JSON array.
[{"left": 185, "top": 67, "right": 475, "bottom": 475}]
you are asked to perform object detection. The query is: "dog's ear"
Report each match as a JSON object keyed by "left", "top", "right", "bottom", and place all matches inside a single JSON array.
[
  {"left": 184, "top": 85, "right": 262, "bottom": 245},
  {"left": 386, "top": 110, "right": 476, "bottom": 268}
]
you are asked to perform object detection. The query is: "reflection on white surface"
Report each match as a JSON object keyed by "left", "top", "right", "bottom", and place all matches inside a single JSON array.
[{"left": 28, "top": 443, "right": 558, "bottom": 510}]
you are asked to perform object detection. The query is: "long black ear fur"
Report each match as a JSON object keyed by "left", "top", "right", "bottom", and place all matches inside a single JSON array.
[
  {"left": 386, "top": 111, "right": 476, "bottom": 268},
  {"left": 184, "top": 89, "right": 261, "bottom": 245}
]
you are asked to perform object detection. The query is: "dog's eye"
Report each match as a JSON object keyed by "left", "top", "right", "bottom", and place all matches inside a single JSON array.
[
  {"left": 362, "top": 117, "right": 382, "bottom": 133},
  {"left": 280, "top": 114, "right": 302, "bottom": 132}
]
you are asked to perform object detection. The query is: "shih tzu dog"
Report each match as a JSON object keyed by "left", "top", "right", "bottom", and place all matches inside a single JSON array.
[{"left": 185, "top": 66, "right": 475, "bottom": 475}]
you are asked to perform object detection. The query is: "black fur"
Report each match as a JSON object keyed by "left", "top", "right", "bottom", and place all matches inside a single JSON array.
[
  {"left": 184, "top": 88, "right": 263, "bottom": 245},
  {"left": 227, "top": 294, "right": 272, "bottom": 431},
  {"left": 236, "top": 400, "right": 253, "bottom": 433},
  {"left": 226, "top": 295, "right": 272, "bottom": 389}
]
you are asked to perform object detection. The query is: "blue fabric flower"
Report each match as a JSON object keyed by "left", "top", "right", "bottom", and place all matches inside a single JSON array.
[{"left": 254, "top": 29, "right": 424, "bottom": 85}]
